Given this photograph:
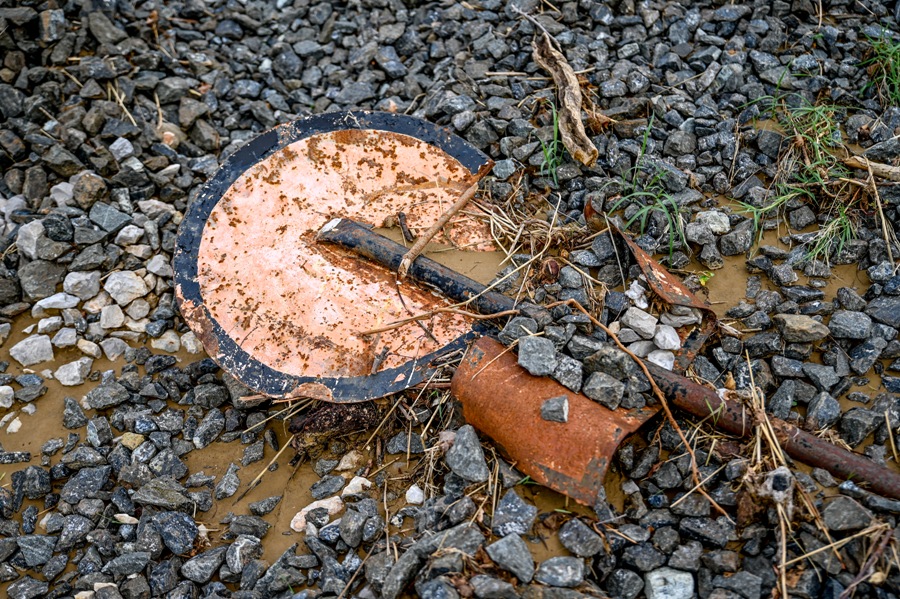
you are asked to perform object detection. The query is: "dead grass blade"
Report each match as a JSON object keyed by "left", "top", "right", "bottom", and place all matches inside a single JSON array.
[{"left": 531, "top": 32, "right": 598, "bottom": 167}]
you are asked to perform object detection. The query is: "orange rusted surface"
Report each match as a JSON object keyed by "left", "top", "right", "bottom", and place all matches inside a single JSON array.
[
  {"left": 451, "top": 337, "right": 659, "bottom": 506},
  {"left": 195, "top": 129, "right": 495, "bottom": 384}
]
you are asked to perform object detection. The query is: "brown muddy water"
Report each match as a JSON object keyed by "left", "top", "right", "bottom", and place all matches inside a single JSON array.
[{"left": 0, "top": 218, "right": 886, "bottom": 579}]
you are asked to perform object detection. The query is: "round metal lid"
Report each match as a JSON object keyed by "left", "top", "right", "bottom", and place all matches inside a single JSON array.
[{"left": 174, "top": 111, "right": 495, "bottom": 401}]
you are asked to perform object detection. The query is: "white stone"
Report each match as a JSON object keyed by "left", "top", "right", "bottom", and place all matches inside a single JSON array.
[
  {"left": 87, "top": 322, "right": 104, "bottom": 338},
  {"left": 104, "top": 271, "right": 149, "bottom": 305},
  {"left": 0, "top": 386, "right": 13, "bottom": 409},
  {"left": 125, "top": 244, "right": 153, "bottom": 259},
  {"left": 625, "top": 279, "right": 649, "bottom": 309},
  {"left": 695, "top": 211, "right": 731, "bottom": 235},
  {"left": 290, "top": 496, "right": 344, "bottom": 531},
  {"left": 125, "top": 317, "right": 148, "bottom": 333},
  {"left": 16, "top": 220, "right": 46, "bottom": 260},
  {"left": 52, "top": 327, "right": 78, "bottom": 347},
  {"left": 342, "top": 475, "right": 372, "bottom": 496},
  {"left": 645, "top": 567, "right": 694, "bottom": 599},
  {"left": 406, "top": 484, "right": 425, "bottom": 505},
  {"left": 37, "top": 316, "right": 64, "bottom": 334},
  {"left": 126, "top": 299, "right": 150, "bottom": 320},
  {"left": 100, "top": 338, "right": 129, "bottom": 360},
  {"left": 83, "top": 290, "right": 112, "bottom": 314},
  {"left": 55, "top": 357, "right": 93, "bottom": 386},
  {"left": 146, "top": 254, "right": 173, "bottom": 277},
  {"left": 77, "top": 339, "right": 103, "bottom": 359},
  {"left": 35, "top": 292, "right": 80, "bottom": 311},
  {"left": 654, "top": 324, "right": 681, "bottom": 351},
  {"left": 647, "top": 349, "right": 676, "bottom": 371},
  {"left": 137, "top": 199, "right": 175, "bottom": 219},
  {"left": 20, "top": 403, "right": 35, "bottom": 415},
  {"left": 50, "top": 181, "right": 74, "bottom": 206},
  {"left": 627, "top": 340, "right": 657, "bottom": 358},
  {"left": 620, "top": 307, "right": 658, "bottom": 339},
  {"left": 114, "top": 225, "right": 144, "bottom": 245},
  {"left": 64, "top": 271, "right": 102, "bottom": 299},
  {"left": 335, "top": 450, "right": 364, "bottom": 472},
  {"left": 0, "top": 323, "right": 10, "bottom": 346},
  {"left": 150, "top": 330, "right": 180, "bottom": 352},
  {"left": 109, "top": 137, "right": 135, "bottom": 161},
  {"left": 181, "top": 331, "right": 203, "bottom": 354},
  {"left": 121, "top": 156, "right": 144, "bottom": 172},
  {"left": 100, "top": 304, "right": 125, "bottom": 329},
  {"left": 111, "top": 331, "right": 141, "bottom": 342},
  {"left": 7, "top": 417, "right": 21, "bottom": 434},
  {"left": 10, "top": 335, "right": 54, "bottom": 367}
]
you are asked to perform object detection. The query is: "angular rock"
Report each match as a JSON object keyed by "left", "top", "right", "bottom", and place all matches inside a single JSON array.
[
  {"left": 533, "top": 556, "right": 584, "bottom": 587},
  {"left": 822, "top": 496, "right": 873, "bottom": 531},
  {"left": 486, "top": 534, "right": 534, "bottom": 582},
  {"left": 445, "top": 425, "right": 490, "bottom": 483},
  {"left": 492, "top": 490, "right": 538, "bottom": 536},
  {"left": 772, "top": 314, "right": 829, "bottom": 343}
]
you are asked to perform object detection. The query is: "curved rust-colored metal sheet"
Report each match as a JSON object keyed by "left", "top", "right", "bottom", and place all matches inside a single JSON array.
[
  {"left": 174, "top": 111, "right": 495, "bottom": 401},
  {"left": 452, "top": 337, "right": 659, "bottom": 506}
]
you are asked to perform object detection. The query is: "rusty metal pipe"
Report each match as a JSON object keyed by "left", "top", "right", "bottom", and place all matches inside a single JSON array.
[
  {"left": 324, "top": 220, "right": 900, "bottom": 501},
  {"left": 318, "top": 218, "right": 517, "bottom": 316},
  {"left": 647, "top": 364, "right": 900, "bottom": 500}
]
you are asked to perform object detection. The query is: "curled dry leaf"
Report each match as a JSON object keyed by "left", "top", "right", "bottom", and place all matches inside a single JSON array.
[{"left": 532, "top": 31, "right": 599, "bottom": 167}]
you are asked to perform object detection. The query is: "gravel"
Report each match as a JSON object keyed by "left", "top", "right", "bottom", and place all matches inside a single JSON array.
[{"left": 0, "top": 0, "right": 895, "bottom": 597}]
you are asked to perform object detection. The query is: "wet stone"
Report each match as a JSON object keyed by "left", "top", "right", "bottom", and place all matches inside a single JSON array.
[
  {"left": 541, "top": 395, "right": 569, "bottom": 423},
  {"left": 582, "top": 370, "right": 626, "bottom": 410},
  {"left": 806, "top": 392, "right": 841, "bottom": 430},
  {"left": 679, "top": 518, "right": 729, "bottom": 548},
  {"left": 445, "top": 425, "right": 490, "bottom": 483},
  {"left": 822, "top": 496, "right": 873, "bottom": 531},
  {"left": 311, "top": 474, "right": 346, "bottom": 500},
  {"left": 534, "top": 556, "right": 584, "bottom": 588},
  {"left": 558, "top": 518, "right": 604, "bottom": 557},
  {"left": 156, "top": 511, "right": 198, "bottom": 554},
  {"left": 486, "top": 534, "right": 534, "bottom": 582},
  {"left": 492, "top": 489, "right": 537, "bottom": 536},
  {"left": 181, "top": 546, "right": 227, "bottom": 583},
  {"left": 517, "top": 336, "right": 558, "bottom": 376},
  {"left": 622, "top": 542, "right": 666, "bottom": 572},
  {"left": 215, "top": 463, "right": 241, "bottom": 500},
  {"left": 498, "top": 316, "right": 539, "bottom": 345},
  {"left": 802, "top": 363, "right": 839, "bottom": 391},
  {"left": 644, "top": 567, "right": 695, "bottom": 599},
  {"left": 607, "top": 568, "right": 645, "bottom": 599},
  {"left": 385, "top": 432, "right": 425, "bottom": 454}
]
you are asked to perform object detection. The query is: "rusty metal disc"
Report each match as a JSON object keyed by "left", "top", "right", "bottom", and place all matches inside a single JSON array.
[{"left": 174, "top": 111, "right": 495, "bottom": 402}]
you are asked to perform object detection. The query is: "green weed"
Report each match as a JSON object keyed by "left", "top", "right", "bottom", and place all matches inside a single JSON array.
[
  {"left": 538, "top": 102, "right": 564, "bottom": 186},
  {"left": 607, "top": 116, "right": 687, "bottom": 257},
  {"left": 862, "top": 31, "right": 900, "bottom": 106},
  {"left": 742, "top": 96, "right": 858, "bottom": 263}
]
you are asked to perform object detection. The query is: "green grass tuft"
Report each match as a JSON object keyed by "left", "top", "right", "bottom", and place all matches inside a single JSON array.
[
  {"left": 538, "top": 101, "right": 564, "bottom": 186},
  {"left": 862, "top": 31, "right": 900, "bottom": 107},
  {"left": 607, "top": 116, "right": 687, "bottom": 258}
]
